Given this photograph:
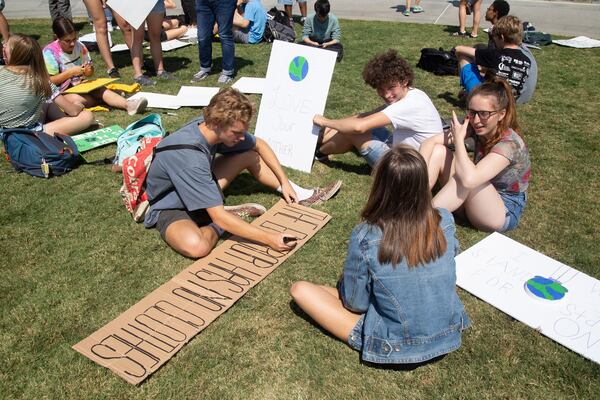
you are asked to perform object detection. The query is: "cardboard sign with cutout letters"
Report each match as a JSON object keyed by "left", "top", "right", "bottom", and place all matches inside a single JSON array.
[{"left": 73, "top": 201, "right": 331, "bottom": 384}]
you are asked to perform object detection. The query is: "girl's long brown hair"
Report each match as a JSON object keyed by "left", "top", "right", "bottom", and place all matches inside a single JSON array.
[
  {"left": 467, "top": 77, "right": 520, "bottom": 155},
  {"left": 361, "top": 146, "right": 447, "bottom": 267},
  {"left": 6, "top": 34, "right": 52, "bottom": 97}
]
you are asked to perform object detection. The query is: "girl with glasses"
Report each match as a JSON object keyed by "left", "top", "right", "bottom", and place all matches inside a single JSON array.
[{"left": 420, "top": 77, "right": 530, "bottom": 232}]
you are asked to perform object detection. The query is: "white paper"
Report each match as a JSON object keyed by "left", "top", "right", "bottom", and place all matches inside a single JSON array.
[
  {"left": 176, "top": 86, "right": 220, "bottom": 107},
  {"left": 129, "top": 92, "right": 181, "bottom": 110},
  {"left": 110, "top": 44, "right": 129, "bottom": 53},
  {"left": 232, "top": 77, "right": 266, "bottom": 94},
  {"left": 147, "top": 39, "right": 191, "bottom": 52},
  {"left": 107, "top": 0, "right": 156, "bottom": 30},
  {"left": 180, "top": 27, "right": 198, "bottom": 43},
  {"left": 553, "top": 36, "right": 600, "bottom": 49},
  {"left": 79, "top": 32, "right": 112, "bottom": 48},
  {"left": 255, "top": 41, "right": 337, "bottom": 173},
  {"left": 456, "top": 232, "right": 600, "bottom": 365}
]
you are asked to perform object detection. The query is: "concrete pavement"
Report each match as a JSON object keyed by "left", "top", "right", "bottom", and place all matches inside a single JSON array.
[{"left": 2, "top": 0, "right": 599, "bottom": 38}]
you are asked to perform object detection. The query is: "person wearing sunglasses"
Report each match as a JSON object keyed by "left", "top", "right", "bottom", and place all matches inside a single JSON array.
[{"left": 419, "top": 77, "right": 530, "bottom": 232}]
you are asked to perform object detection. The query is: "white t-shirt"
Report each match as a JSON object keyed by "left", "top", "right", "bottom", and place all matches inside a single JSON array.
[{"left": 380, "top": 88, "right": 443, "bottom": 149}]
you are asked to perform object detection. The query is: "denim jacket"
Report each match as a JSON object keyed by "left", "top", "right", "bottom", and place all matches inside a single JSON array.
[{"left": 339, "top": 208, "right": 470, "bottom": 364}]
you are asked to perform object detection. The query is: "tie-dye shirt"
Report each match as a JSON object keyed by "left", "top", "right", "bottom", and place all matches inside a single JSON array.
[
  {"left": 475, "top": 129, "right": 531, "bottom": 194},
  {"left": 43, "top": 39, "right": 91, "bottom": 92}
]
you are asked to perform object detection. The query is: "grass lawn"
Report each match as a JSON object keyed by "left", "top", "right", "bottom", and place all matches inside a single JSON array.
[{"left": 1, "top": 17, "right": 599, "bottom": 399}]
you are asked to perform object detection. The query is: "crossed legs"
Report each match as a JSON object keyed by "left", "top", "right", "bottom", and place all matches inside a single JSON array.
[
  {"left": 163, "top": 149, "right": 286, "bottom": 258},
  {"left": 290, "top": 281, "right": 362, "bottom": 343}
]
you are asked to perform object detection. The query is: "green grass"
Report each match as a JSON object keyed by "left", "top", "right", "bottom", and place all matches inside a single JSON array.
[{"left": 1, "top": 18, "right": 600, "bottom": 399}]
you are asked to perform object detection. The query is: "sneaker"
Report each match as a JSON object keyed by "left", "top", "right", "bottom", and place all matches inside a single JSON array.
[
  {"left": 134, "top": 75, "right": 156, "bottom": 86},
  {"left": 299, "top": 180, "right": 342, "bottom": 207},
  {"left": 107, "top": 67, "right": 120, "bottom": 78},
  {"left": 217, "top": 74, "right": 234, "bottom": 84},
  {"left": 126, "top": 97, "right": 148, "bottom": 116},
  {"left": 157, "top": 70, "right": 175, "bottom": 80},
  {"left": 452, "top": 31, "right": 468, "bottom": 37},
  {"left": 411, "top": 5, "right": 424, "bottom": 13},
  {"left": 190, "top": 70, "right": 210, "bottom": 83},
  {"left": 403, "top": 10, "right": 410, "bottom": 16},
  {"left": 225, "top": 203, "right": 267, "bottom": 219},
  {"left": 314, "top": 149, "right": 329, "bottom": 163}
]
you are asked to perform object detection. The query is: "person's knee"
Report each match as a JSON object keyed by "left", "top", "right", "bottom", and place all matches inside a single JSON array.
[
  {"left": 431, "top": 143, "right": 448, "bottom": 162},
  {"left": 174, "top": 233, "right": 214, "bottom": 259},
  {"left": 79, "top": 110, "right": 95, "bottom": 126},
  {"left": 290, "top": 281, "right": 312, "bottom": 302}
]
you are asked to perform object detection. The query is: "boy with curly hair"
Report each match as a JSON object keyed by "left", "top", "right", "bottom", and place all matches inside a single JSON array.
[{"left": 313, "top": 49, "right": 443, "bottom": 167}]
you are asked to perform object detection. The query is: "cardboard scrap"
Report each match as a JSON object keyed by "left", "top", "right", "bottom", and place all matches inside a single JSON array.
[
  {"left": 176, "top": 86, "right": 220, "bottom": 107},
  {"left": 129, "top": 92, "right": 181, "bottom": 110},
  {"left": 73, "top": 201, "right": 331, "bottom": 384},
  {"left": 64, "top": 78, "right": 119, "bottom": 94}
]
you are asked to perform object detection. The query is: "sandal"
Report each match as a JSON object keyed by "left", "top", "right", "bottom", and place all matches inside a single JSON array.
[
  {"left": 469, "top": 33, "right": 478, "bottom": 38},
  {"left": 452, "top": 31, "right": 467, "bottom": 37}
]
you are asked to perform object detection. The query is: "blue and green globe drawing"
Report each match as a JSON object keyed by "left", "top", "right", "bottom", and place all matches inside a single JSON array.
[
  {"left": 289, "top": 56, "right": 309, "bottom": 81},
  {"left": 524, "top": 276, "right": 568, "bottom": 301}
]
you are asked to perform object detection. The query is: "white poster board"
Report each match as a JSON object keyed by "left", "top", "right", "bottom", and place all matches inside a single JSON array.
[
  {"left": 129, "top": 92, "right": 181, "bottom": 110},
  {"left": 456, "top": 232, "right": 600, "bottom": 365},
  {"left": 232, "top": 77, "right": 266, "bottom": 94},
  {"left": 176, "top": 86, "right": 220, "bottom": 107},
  {"left": 255, "top": 41, "right": 336, "bottom": 173},
  {"left": 107, "top": 0, "right": 156, "bottom": 30}
]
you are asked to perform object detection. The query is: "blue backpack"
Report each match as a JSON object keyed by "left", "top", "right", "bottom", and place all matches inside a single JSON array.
[
  {"left": 1, "top": 128, "right": 79, "bottom": 178},
  {"left": 114, "top": 113, "right": 166, "bottom": 166}
]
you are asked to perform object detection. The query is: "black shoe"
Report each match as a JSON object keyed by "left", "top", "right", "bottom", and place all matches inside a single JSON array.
[{"left": 107, "top": 68, "right": 120, "bottom": 78}]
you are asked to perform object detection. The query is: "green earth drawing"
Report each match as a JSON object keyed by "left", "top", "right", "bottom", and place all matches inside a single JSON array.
[{"left": 289, "top": 56, "right": 309, "bottom": 81}]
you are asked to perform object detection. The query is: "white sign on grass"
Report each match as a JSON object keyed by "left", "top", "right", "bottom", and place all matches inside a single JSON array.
[
  {"left": 456, "top": 232, "right": 600, "bottom": 365},
  {"left": 255, "top": 41, "right": 336, "bottom": 173},
  {"left": 176, "top": 86, "right": 220, "bottom": 107},
  {"left": 107, "top": 0, "right": 156, "bottom": 30}
]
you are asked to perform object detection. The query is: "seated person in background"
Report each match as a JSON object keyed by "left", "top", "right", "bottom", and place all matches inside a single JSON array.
[
  {"left": 454, "top": 15, "right": 531, "bottom": 102},
  {"left": 290, "top": 146, "right": 470, "bottom": 365},
  {"left": 419, "top": 78, "right": 530, "bottom": 232},
  {"left": 144, "top": 88, "right": 342, "bottom": 259},
  {"left": 313, "top": 50, "right": 443, "bottom": 168},
  {"left": 300, "top": 0, "right": 343, "bottom": 62},
  {"left": 232, "top": 0, "right": 267, "bottom": 44},
  {"left": 1, "top": 34, "right": 94, "bottom": 136},
  {"left": 146, "top": 0, "right": 195, "bottom": 42},
  {"left": 0, "top": 0, "right": 9, "bottom": 65},
  {"left": 44, "top": 17, "right": 148, "bottom": 115},
  {"left": 483, "top": 1, "right": 537, "bottom": 104}
]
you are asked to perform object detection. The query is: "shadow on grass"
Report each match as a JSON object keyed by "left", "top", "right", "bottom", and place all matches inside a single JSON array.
[
  {"left": 317, "top": 159, "right": 371, "bottom": 176},
  {"left": 289, "top": 299, "right": 446, "bottom": 371},
  {"left": 438, "top": 90, "right": 464, "bottom": 108}
]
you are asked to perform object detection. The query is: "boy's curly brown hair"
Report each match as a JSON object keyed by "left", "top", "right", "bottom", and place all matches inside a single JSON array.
[
  {"left": 362, "top": 49, "right": 414, "bottom": 89},
  {"left": 204, "top": 88, "right": 255, "bottom": 130}
]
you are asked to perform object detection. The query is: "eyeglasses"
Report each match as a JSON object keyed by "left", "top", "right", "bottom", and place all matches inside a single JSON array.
[{"left": 466, "top": 109, "right": 502, "bottom": 120}]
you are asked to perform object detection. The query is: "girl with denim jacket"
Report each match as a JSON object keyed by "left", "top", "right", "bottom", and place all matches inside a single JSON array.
[
  {"left": 291, "top": 146, "right": 470, "bottom": 365},
  {"left": 420, "top": 77, "right": 530, "bottom": 232}
]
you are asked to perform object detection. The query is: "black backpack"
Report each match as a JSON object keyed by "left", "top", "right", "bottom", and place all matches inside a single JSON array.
[
  {"left": 267, "top": 7, "right": 292, "bottom": 28},
  {"left": 417, "top": 48, "right": 458, "bottom": 76},
  {"left": 263, "top": 20, "right": 296, "bottom": 43}
]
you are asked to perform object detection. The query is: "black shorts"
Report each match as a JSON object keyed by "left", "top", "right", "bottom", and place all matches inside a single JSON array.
[{"left": 155, "top": 209, "right": 212, "bottom": 240}]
